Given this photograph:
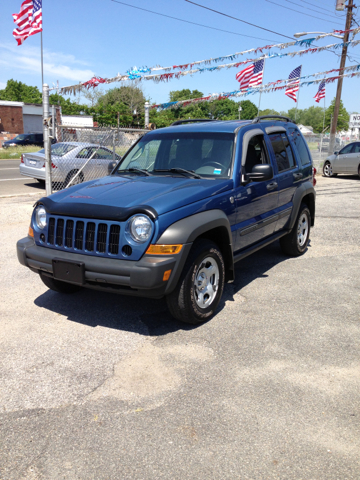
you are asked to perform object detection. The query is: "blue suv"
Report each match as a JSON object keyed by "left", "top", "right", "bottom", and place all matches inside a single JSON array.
[{"left": 17, "top": 116, "right": 316, "bottom": 324}]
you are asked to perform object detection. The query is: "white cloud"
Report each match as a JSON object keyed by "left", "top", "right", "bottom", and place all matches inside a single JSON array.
[{"left": 0, "top": 43, "right": 94, "bottom": 83}]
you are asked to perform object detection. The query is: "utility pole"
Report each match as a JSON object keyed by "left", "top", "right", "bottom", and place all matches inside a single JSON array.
[{"left": 329, "top": 0, "right": 354, "bottom": 154}]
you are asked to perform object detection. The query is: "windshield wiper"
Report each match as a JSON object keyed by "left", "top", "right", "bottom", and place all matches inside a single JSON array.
[
  {"left": 154, "top": 168, "right": 202, "bottom": 179},
  {"left": 117, "top": 167, "right": 152, "bottom": 176}
]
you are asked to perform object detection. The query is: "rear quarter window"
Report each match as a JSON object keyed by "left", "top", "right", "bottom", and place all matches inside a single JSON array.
[{"left": 288, "top": 128, "right": 312, "bottom": 166}]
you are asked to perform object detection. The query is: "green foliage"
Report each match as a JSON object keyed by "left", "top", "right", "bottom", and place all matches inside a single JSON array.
[
  {"left": 259, "top": 108, "right": 280, "bottom": 116},
  {"left": 97, "top": 86, "right": 145, "bottom": 112},
  {"left": 0, "top": 79, "right": 42, "bottom": 103},
  {"left": 169, "top": 89, "right": 204, "bottom": 102},
  {"left": 324, "top": 97, "right": 349, "bottom": 132}
]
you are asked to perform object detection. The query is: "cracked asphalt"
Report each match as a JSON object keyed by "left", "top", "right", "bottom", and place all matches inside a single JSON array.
[{"left": 0, "top": 175, "right": 359, "bottom": 479}]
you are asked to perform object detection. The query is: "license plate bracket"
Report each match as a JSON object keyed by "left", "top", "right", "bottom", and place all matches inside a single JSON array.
[
  {"left": 52, "top": 258, "right": 85, "bottom": 285},
  {"left": 29, "top": 160, "right": 37, "bottom": 165}
]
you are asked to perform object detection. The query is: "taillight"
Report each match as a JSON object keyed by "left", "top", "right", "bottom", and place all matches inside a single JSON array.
[
  {"left": 21, "top": 154, "right": 24, "bottom": 163},
  {"left": 312, "top": 167, "right": 317, "bottom": 187},
  {"left": 51, "top": 163, "right": 57, "bottom": 169}
]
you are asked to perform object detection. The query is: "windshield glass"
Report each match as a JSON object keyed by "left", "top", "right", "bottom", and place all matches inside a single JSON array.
[
  {"left": 13, "top": 134, "right": 28, "bottom": 141},
  {"left": 115, "top": 132, "right": 235, "bottom": 178},
  {"left": 51, "top": 143, "right": 77, "bottom": 157}
]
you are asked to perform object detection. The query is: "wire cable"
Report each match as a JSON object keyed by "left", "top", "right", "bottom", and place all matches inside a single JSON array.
[
  {"left": 265, "top": 0, "right": 344, "bottom": 25},
  {"left": 184, "top": 0, "right": 294, "bottom": 39},
  {"left": 284, "top": 0, "right": 347, "bottom": 20},
  {"left": 110, "top": 0, "right": 279, "bottom": 42}
]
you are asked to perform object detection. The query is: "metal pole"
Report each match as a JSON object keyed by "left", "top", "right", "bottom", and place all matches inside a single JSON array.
[
  {"left": 112, "top": 132, "right": 116, "bottom": 162},
  {"left": 257, "top": 58, "right": 266, "bottom": 115},
  {"left": 41, "top": 32, "right": 44, "bottom": 87},
  {"left": 320, "top": 94, "right": 326, "bottom": 154},
  {"left": 294, "top": 66, "right": 302, "bottom": 122},
  {"left": 144, "top": 101, "right": 150, "bottom": 128},
  {"left": 329, "top": 0, "right": 354, "bottom": 154},
  {"left": 52, "top": 105, "right": 55, "bottom": 140},
  {"left": 43, "top": 84, "right": 52, "bottom": 196}
]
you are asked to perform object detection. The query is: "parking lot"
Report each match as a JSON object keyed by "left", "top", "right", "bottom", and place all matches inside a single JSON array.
[{"left": 0, "top": 175, "right": 359, "bottom": 479}]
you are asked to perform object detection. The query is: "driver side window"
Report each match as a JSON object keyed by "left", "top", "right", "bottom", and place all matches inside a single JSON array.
[
  {"left": 244, "top": 135, "right": 269, "bottom": 174},
  {"left": 340, "top": 144, "right": 354, "bottom": 154}
]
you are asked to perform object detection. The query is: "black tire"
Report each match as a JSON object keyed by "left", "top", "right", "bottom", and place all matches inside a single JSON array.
[
  {"left": 36, "top": 179, "right": 45, "bottom": 186},
  {"left": 64, "top": 170, "right": 84, "bottom": 187},
  {"left": 358, "top": 165, "right": 360, "bottom": 179},
  {"left": 166, "top": 239, "right": 225, "bottom": 324},
  {"left": 280, "top": 204, "right": 311, "bottom": 257},
  {"left": 40, "top": 273, "right": 82, "bottom": 294}
]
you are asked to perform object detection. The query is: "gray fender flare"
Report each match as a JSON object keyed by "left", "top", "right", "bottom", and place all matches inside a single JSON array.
[
  {"left": 289, "top": 181, "right": 316, "bottom": 229},
  {"left": 158, "top": 210, "right": 235, "bottom": 293}
]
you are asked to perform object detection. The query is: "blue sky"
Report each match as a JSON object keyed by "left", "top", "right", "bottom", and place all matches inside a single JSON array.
[{"left": 1, "top": 0, "right": 360, "bottom": 113}]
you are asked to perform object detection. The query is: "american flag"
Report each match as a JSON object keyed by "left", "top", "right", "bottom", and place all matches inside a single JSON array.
[
  {"left": 236, "top": 60, "right": 264, "bottom": 90},
  {"left": 314, "top": 80, "right": 326, "bottom": 103},
  {"left": 13, "top": 0, "right": 42, "bottom": 46},
  {"left": 285, "top": 65, "right": 302, "bottom": 102}
]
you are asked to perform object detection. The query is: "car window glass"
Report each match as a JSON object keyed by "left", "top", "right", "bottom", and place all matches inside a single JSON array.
[
  {"left": 353, "top": 143, "right": 360, "bottom": 153},
  {"left": 288, "top": 128, "right": 311, "bottom": 166},
  {"left": 28, "top": 134, "right": 37, "bottom": 143},
  {"left": 50, "top": 143, "right": 77, "bottom": 157},
  {"left": 77, "top": 147, "right": 95, "bottom": 159},
  {"left": 269, "top": 132, "right": 296, "bottom": 172},
  {"left": 35, "top": 134, "right": 43, "bottom": 142},
  {"left": 244, "top": 135, "right": 269, "bottom": 174},
  {"left": 340, "top": 144, "right": 354, "bottom": 154},
  {"left": 93, "top": 148, "right": 113, "bottom": 160}
]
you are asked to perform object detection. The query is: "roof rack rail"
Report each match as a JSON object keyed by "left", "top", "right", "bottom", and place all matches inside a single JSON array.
[
  {"left": 171, "top": 119, "right": 217, "bottom": 126},
  {"left": 252, "top": 115, "right": 293, "bottom": 124}
]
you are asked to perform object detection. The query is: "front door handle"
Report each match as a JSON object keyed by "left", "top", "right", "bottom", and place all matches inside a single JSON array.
[
  {"left": 293, "top": 172, "right": 303, "bottom": 180},
  {"left": 266, "top": 182, "right": 278, "bottom": 191}
]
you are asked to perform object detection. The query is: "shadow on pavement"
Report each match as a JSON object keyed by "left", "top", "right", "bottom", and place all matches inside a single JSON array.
[{"left": 34, "top": 241, "right": 293, "bottom": 336}]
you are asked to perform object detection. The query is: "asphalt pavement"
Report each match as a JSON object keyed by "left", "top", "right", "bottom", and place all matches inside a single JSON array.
[
  {"left": 0, "top": 159, "right": 45, "bottom": 197},
  {"left": 0, "top": 175, "right": 359, "bottom": 479}
]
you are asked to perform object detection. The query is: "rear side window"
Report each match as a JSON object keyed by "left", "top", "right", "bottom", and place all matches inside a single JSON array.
[
  {"left": 288, "top": 128, "right": 311, "bottom": 166},
  {"left": 268, "top": 132, "right": 296, "bottom": 172},
  {"left": 353, "top": 143, "right": 360, "bottom": 153}
]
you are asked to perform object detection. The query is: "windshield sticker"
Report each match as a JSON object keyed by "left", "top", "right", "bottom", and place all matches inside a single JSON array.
[{"left": 213, "top": 168, "right": 222, "bottom": 175}]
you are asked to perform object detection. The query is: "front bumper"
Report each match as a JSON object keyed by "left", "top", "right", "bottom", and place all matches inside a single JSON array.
[{"left": 17, "top": 237, "right": 192, "bottom": 298}]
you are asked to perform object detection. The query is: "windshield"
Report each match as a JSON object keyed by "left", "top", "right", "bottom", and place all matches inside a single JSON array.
[
  {"left": 13, "top": 134, "right": 28, "bottom": 141},
  {"left": 115, "top": 132, "right": 235, "bottom": 178},
  {"left": 51, "top": 143, "right": 77, "bottom": 157}
]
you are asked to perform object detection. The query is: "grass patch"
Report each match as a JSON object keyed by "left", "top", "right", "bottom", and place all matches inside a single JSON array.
[{"left": 0, "top": 145, "right": 42, "bottom": 160}]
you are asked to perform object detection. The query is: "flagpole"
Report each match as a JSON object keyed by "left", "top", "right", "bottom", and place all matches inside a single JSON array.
[
  {"left": 41, "top": 32, "right": 44, "bottom": 87},
  {"left": 257, "top": 58, "right": 266, "bottom": 115},
  {"left": 294, "top": 66, "right": 302, "bottom": 122},
  {"left": 320, "top": 91, "right": 326, "bottom": 154}
]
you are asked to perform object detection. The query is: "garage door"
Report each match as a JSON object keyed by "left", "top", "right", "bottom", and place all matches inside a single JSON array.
[{"left": 23, "top": 114, "right": 43, "bottom": 134}]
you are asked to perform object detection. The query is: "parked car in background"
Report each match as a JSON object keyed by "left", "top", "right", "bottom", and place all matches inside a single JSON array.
[
  {"left": 318, "top": 137, "right": 343, "bottom": 152},
  {"left": 323, "top": 141, "right": 360, "bottom": 177},
  {"left": 2, "top": 133, "right": 56, "bottom": 149},
  {"left": 19, "top": 142, "right": 121, "bottom": 186}
]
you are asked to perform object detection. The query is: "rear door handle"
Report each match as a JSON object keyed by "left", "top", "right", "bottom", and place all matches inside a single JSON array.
[
  {"left": 293, "top": 172, "right": 303, "bottom": 180},
  {"left": 266, "top": 182, "right": 278, "bottom": 191}
]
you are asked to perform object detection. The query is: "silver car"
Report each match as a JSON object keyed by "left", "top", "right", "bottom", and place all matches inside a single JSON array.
[
  {"left": 19, "top": 142, "right": 120, "bottom": 186},
  {"left": 323, "top": 142, "right": 360, "bottom": 177}
]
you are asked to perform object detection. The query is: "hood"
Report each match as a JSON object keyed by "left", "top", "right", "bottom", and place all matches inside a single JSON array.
[{"left": 48, "top": 174, "right": 233, "bottom": 216}]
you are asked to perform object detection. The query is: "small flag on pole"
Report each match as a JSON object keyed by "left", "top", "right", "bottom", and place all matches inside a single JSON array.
[
  {"left": 13, "top": 0, "right": 42, "bottom": 46},
  {"left": 236, "top": 60, "right": 264, "bottom": 90},
  {"left": 285, "top": 65, "right": 302, "bottom": 102},
  {"left": 314, "top": 80, "right": 326, "bottom": 103}
]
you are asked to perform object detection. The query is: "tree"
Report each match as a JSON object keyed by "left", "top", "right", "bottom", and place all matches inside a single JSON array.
[
  {"left": 324, "top": 98, "right": 349, "bottom": 132},
  {"left": 0, "top": 79, "right": 42, "bottom": 103},
  {"left": 259, "top": 108, "right": 280, "bottom": 116},
  {"left": 80, "top": 87, "right": 104, "bottom": 107},
  {"left": 97, "top": 85, "right": 146, "bottom": 114},
  {"left": 49, "top": 93, "right": 87, "bottom": 115},
  {"left": 169, "top": 89, "right": 204, "bottom": 102}
]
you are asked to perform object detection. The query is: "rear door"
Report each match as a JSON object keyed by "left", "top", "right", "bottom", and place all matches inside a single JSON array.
[
  {"left": 233, "top": 129, "right": 279, "bottom": 252},
  {"left": 332, "top": 143, "right": 354, "bottom": 173},
  {"left": 345, "top": 142, "right": 360, "bottom": 174},
  {"left": 266, "top": 128, "right": 299, "bottom": 232}
]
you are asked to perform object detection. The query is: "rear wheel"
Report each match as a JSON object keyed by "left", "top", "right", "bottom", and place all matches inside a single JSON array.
[
  {"left": 358, "top": 165, "right": 360, "bottom": 178},
  {"left": 64, "top": 170, "right": 84, "bottom": 188},
  {"left": 36, "top": 179, "right": 45, "bottom": 186},
  {"left": 166, "top": 239, "right": 225, "bottom": 324},
  {"left": 40, "top": 273, "right": 82, "bottom": 294},
  {"left": 280, "top": 204, "right": 311, "bottom": 257}
]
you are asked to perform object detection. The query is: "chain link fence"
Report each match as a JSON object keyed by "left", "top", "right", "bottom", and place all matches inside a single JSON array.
[
  {"left": 303, "top": 133, "right": 359, "bottom": 171},
  {"left": 49, "top": 126, "right": 148, "bottom": 192}
]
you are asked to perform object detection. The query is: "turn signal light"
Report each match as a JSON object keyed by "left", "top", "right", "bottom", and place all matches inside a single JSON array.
[
  {"left": 28, "top": 226, "right": 34, "bottom": 237},
  {"left": 163, "top": 270, "right": 172, "bottom": 281},
  {"left": 146, "top": 244, "right": 183, "bottom": 255}
]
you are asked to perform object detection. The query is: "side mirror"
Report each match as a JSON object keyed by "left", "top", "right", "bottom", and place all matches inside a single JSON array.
[
  {"left": 108, "top": 161, "right": 117, "bottom": 174},
  {"left": 334, "top": 151, "right": 339, "bottom": 156},
  {"left": 244, "top": 164, "right": 273, "bottom": 182}
]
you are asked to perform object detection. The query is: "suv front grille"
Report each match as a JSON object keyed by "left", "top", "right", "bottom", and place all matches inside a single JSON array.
[{"left": 47, "top": 216, "right": 122, "bottom": 256}]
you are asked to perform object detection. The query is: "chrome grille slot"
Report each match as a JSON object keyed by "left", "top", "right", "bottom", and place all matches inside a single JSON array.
[
  {"left": 109, "top": 225, "right": 120, "bottom": 255},
  {"left": 85, "top": 222, "right": 96, "bottom": 251},
  {"left": 96, "top": 224, "right": 108, "bottom": 253},
  {"left": 56, "top": 219, "right": 64, "bottom": 246},
  {"left": 48, "top": 218, "right": 55, "bottom": 245},
  {"left": 75, "top": 221, "right": 85, "bottom": 250},
  {"left": 65, "top": 220, "right": 74, "bottom": 248}
]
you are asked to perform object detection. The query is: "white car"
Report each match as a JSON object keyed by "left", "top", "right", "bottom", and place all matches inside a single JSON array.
[
  {"left": 19, "top": 142, "right": 120, "bottom": 186},
  {"left": 323, "top": 142, "right": 360, "bottom": 177}
]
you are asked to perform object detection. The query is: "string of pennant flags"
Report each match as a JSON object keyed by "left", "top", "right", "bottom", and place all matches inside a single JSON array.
[
  {"left": 150, "top": 69, "right": 360, "bottom": 110},
  {"left": 58, "top": 31, "right": 360, "bottom": 95}
]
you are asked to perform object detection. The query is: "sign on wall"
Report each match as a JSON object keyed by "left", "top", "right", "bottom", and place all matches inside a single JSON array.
[{"left": 349, "top": 114, "right": 360, "bottom": 128}]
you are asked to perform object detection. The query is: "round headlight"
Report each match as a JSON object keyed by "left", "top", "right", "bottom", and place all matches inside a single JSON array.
[
  {"left": 127, "top": 215, "right": 153, "bottom": 243},
  {"left": 35, "top": 205, "right": 47, "bottom": 229}
]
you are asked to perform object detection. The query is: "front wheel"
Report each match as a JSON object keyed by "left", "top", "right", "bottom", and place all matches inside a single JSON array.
[
  {"left": 166, "top": 239, "right": 225, "bottom": 324},
  {"left": 323, "top": 161, "right": 337, "bottom": 177},
  {"left": 64, "top": 170, "right": 84, "bottom": 188},
  {"left": 280, "top": 204, "right": 311, "bottom": 257}
]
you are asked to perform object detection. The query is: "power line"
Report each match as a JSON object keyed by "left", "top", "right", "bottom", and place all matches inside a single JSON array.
[
  {"left": 110, "top": 0, "right": 279, "bottom": 42},
  {"left": 284, "top": 0, "right": 347, "bottom": 20},
  {"left": 265, "top": 0, "right": 344, "bottom": 25},
  {"left": 184, "top": 0, "right": 294, "bottom": 40}
]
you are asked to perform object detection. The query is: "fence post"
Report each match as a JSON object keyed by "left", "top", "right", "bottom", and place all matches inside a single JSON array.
[
  {"left": 144, "top": 101, "right": 149, "bottom": 128},
  {"left": 43, "top": 83, "right": 52, "bottom": 196},
  {"left": 112, "top": 131, "right": 116, "bottom": 162}
]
